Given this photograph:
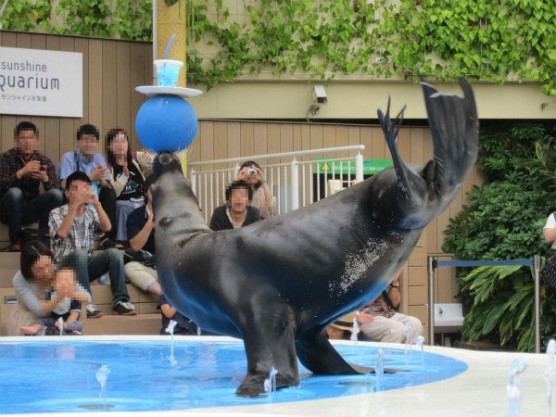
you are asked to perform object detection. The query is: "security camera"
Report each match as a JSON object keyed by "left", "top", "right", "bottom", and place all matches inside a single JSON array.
[{"left": 312, "top": 85, "right": 328, "bottom": 104}]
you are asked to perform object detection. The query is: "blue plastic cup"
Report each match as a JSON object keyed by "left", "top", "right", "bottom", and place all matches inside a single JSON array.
[{"left": 154, "top": 59, "right": 183, "bottom": 87}]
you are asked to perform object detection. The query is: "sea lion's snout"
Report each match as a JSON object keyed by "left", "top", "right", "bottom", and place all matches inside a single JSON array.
[{"left": 153, "top": 152, "right": 182, "bottom": 178}]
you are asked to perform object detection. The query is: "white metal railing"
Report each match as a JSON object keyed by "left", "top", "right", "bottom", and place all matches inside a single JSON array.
[{"left": 188, "top": 145, "right": 365, "bottom": 223}]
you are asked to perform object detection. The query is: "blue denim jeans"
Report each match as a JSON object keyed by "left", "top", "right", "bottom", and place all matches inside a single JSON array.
[
  {"left": 0, "top": 187, "right": 64, "bottom": 242},
  {"left": 61, "top": 248, "right": 130, "bottom": 305}
]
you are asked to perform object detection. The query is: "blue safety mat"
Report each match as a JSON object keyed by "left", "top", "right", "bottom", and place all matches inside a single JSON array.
[{"left": 0, "top": 339, "right": 467, "bottom": 414}]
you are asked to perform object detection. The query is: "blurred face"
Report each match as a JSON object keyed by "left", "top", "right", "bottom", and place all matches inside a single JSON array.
[
  {"left": 16, "top": 129, "right": 38, "bottom": 156},
  {"left": 241, "top": 164, "right": 259, "bottom": 185},
  {"left": 77, "top": 134, "right": 98, "bottom": 157},
  {"left": 228, "top": 187, "right": 250, "bottom": 215},
  {"left": 66, "top": 179, "right": 92, "bottom": 203},
  {"left": 31, "top": 255, "right": 54, "bottom": 283},
  {"left": 109, "top": 132, "right": 129, "bottom": 157},
  {"left": 55, "top": 269, "right": 76, "bottom": 293}
]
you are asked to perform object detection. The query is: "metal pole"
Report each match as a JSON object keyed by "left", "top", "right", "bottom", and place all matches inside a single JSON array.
[
  {"left": 355, "top": 152, "right": 364, "bottom": 183},
  {"left": 427, "top": 255, "right": 435, "bottom": 345},
  {"left": 290, "top": 159, "right": 299, "bottom": 211},
  {"left": 534, "top": 254, "right": 541, "bottom": 353}
]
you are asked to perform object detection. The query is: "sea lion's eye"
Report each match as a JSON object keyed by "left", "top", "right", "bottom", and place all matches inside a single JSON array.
[{"left": 159, "top": 217, "right": 173, "bottom": 227}]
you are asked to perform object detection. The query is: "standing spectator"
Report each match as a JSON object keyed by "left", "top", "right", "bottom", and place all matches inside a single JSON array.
[
  {"left": 58, "top": 123, "right": 115, "bottom": 248},
  {"left": 0, "top": 121, "right": 64, "bottom": 251},
  {"left": 9, "top": 240, "right": 87, "bottom": 336},
  {"left": 235, "top": 160, "right": 276, "bottom": 218},
  {"left": 125, "top": 175, "right": 161, "bottom": 296},
  {"left": 105, "top": 128, "right": 146, "bottom": 246},
  {"left": 48, "top": 171, "right": 136, "bottom": 318},
  {"left": 209, "top": 180, "right": 262, "bottom": 231}
]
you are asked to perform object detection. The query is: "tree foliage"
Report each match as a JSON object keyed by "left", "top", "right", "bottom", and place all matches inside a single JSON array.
[
  {"left": 442, "top": 124, "right": 556, "bottom": 351},
  {"left": 1, "top": 0, "right": 555, "bottom": 96}
]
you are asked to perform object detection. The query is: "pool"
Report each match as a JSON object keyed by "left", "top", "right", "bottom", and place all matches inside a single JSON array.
[{"left": 0, "top": 336, "right": 467, "bottom": 414}]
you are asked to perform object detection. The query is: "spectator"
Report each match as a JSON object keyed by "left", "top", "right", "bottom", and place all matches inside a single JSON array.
[
  {"left": 0, "top": 121, "right": 64, "bottom": 251},
  {"left": 235, "top": 160, "right": 276, "bottom": 218},
  {"left": 357, "top": 273, "right": 423, "bottom": 343},
  {"left": 327, "top": 274, "right": 423, "bottom": 344},
  {"left": 125, "top": 175, "right": 161, "bottom": 296},
  {"left": 9, "top": 240, "right": 87, "bottom": 336},
  {"left": 209, "top": 180, "right": 262, "bottom": 231},
  {"left": 48, "top": 171, "right": 136, "bottom": 318},
  {"left": 159, "top": 293, "right": 198, "bottom": 335},
  {"left": 58, "top": 123, "right": 115, "bottom": 248},
  {"left": 105, "top": 128, "right": 146, "bottom": 246}
]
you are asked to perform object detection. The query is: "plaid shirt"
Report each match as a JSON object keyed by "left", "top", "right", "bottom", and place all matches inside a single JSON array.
[
  {"left": 0, "top": 148, "right": 59, "bottom": 199},
  {"left": 49, "top": 204, "right": 100, "bottom": 263}
]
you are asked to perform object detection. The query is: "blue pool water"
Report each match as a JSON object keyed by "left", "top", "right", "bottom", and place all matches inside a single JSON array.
[{"left": 0, "top": 338, "right": 467, "bottom": 414}]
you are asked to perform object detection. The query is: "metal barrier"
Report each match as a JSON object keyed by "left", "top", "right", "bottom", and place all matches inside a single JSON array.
[
  {"left": 188, "top": 145, "right": 365, "bottom": 223},
  {"left": 427, "top": 255, "right": 542, "bottom": 352}
]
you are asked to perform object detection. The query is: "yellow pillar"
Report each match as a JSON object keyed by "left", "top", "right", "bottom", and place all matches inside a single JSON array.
[{"left": 155, "top": 0, "right": 189, "bottom": 174}]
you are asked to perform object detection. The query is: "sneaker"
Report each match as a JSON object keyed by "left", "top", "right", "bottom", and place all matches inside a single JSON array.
[
  {"left": 86, "top": 304, "right": 104, "bottom": 319},
  {"left": 112, "top": 301, "right": 137, "bottom": 315},
  {"left": 9, "top": 241, "right": 21, "bottom": 251}
]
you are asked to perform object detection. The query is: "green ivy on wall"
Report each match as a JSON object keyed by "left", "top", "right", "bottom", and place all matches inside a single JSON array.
[{"left": 1, "top": 0, "right": 554, "bottom": 95}]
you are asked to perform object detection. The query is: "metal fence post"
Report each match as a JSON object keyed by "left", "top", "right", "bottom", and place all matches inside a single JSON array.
[
  {"left": 534, "top": 254, "right": 541, "bottom": 353},
  {"left": 428, "top": 255, "right": 435, "bottom": 345},
  {"left": 290, "top": 159, "right": 299, "bottom": 211}
]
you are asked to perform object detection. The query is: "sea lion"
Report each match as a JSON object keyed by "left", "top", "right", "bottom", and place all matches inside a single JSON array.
[{"left": 153, "top": 78, "right": 478, "bottom": 397}]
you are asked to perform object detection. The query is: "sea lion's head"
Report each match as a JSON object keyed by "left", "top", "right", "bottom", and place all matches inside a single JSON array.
[{"left": 152, "top": 152, "right": 211, "bottom": 249}]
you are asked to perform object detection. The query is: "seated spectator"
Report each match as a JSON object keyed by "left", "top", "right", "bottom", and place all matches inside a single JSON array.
[
  {"left": 0, "top": 121, "right": 64, "bottom": 251},
  {"left": 21, "top": 267, "right": 88, "bottom": 336},
  {"left": 357, "top": 274, "right": 423, "bottom": 343},
  {"left": 58, "top": 123, "right": 114, "bottom": 248},
  {"left": 48, "top": 171, "right": 136, "bottom": 318},
  {"left": 105, "top": 128, "right": 146, "bottom": 246},
  {"left": 9, "top": 240, "right": 88, "bottom": 336},
  {"left": 209, "top": 180, "right": 262, "bottom": 231},
  {"left": 236, "top": 160, "right": 276, "bottom": 218},
  {"left": 159, "top": 293, "right": 198, "bottom": 335},
  {"left": 125, "top": 175, "right": 161, "bottom": 296},
  {"left": 326, "top": 312, "right": 358, "bottom": 340}
]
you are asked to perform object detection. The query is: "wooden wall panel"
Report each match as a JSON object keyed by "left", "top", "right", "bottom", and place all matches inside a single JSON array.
[{"left": 0, "top": 31, "right": 482, "bottom": 312}]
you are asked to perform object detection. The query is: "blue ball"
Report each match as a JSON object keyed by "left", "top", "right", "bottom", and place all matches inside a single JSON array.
[{"left": 135, "top": 94, "right": 198, "bottom": 153}]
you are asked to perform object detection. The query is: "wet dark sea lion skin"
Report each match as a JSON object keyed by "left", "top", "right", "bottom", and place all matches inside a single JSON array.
[{"left": 153, "top": 78, "right": 478, "bottom": 397}]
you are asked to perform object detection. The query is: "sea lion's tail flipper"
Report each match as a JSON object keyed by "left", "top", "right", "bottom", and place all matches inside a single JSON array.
[
  {"left": 420, "top": 77, "right": 479, "bottom": 194},
  {"left": 296, "top": 328, "right": 373, "bottom": 375}
]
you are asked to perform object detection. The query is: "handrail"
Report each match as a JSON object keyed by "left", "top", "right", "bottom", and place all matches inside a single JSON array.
[
  {"left": 427, "top": 255, "right": 541, "bottom": 352},
  {"left": 189, "top": 145, "right": 365, "bottom": 167}
]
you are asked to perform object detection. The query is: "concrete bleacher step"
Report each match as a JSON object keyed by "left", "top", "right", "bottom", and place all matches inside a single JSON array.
[
  {"left": 83, "top": 313, "right": 161, "bottom": 335},
  {"left": 0, "top": 226, "right": 165, "bottom": 336}
]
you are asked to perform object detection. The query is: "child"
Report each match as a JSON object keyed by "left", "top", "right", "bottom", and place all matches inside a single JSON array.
[{"left": 20, "top": 268, "right": 88, "bottom": 335}]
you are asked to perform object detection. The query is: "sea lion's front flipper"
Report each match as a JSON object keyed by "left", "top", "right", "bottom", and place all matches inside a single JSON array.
[
  {"left": 236, "top": 305, "right": 300, "bottom": 397},
  {"left": 296, "top": 328, "right": 374, "bottom": 375}
]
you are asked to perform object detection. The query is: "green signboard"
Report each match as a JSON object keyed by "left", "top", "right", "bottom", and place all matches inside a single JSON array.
[{"left": 316, "top": 158, "right": 392, "bottom": 175}]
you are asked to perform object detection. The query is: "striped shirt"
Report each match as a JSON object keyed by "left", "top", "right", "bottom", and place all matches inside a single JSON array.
[{"left": 48, "top": 204, "right": 100, "bottom": 263}]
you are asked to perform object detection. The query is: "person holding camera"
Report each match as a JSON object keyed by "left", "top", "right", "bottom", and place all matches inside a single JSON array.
[
  {"left": 49, "top": 171, "right": 136, "bottom": 318},
  {"left": 0, "top": 121, "right": 64, "bottom": 251},
  {"left": 235, "top": 160, "right": 276, "bottom": 218}
]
